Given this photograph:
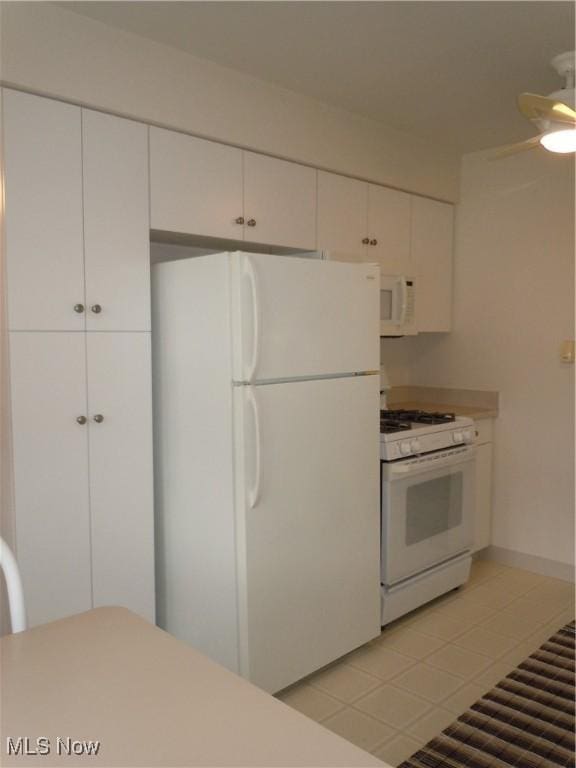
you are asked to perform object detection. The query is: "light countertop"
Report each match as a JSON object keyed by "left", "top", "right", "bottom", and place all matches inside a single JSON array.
[
  {"left": 0, "top": 607, "right": 385, "bottom": 767},
  {"left": 387, "top": 400, "right": 498, "bottom": 420},
  {"left": 385, "top": 385, "right": 499, "bottom": 421}
]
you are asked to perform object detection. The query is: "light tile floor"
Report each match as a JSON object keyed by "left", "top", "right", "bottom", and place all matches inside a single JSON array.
[{"left": 276, "top": 559, "right": 575, "bottom": 766}]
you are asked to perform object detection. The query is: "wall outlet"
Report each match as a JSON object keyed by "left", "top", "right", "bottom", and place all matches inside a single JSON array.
[{"left": 560, "top": 340, "right": 575, "bottom": 364}]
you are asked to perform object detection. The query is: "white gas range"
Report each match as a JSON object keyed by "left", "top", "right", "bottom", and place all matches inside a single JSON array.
[{"left": 379, "top": 409, "right": 476, "bottom": 626}]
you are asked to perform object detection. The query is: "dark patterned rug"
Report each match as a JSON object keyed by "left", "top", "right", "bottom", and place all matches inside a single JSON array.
[{"left": 399, "top": 621, "right": 575, "bottom": 768}]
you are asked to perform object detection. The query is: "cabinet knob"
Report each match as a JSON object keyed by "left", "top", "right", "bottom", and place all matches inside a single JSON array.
[
  {"left": 93, "top": 414, "right": 104, "bottom": 423},
  {"left": 370, "top": 239, "right": 378, "bottom": 246},
  {"left": 73, "top": 304, "right": 85, "bottom": 314},
  {"left": 235, "top": 216, "right": 245, "bottom": 225},
  {"left": 76, "top": 416, "right": 87, "bottom": 425},
  {"left": 362, "top": 237, "right": 370, "bottom": 245},
  {"left": 90, "top": 304, "right": 102, "bottom": 314},
  {"left": 246, "top": 219, "right": 257, "bottom": 227}
]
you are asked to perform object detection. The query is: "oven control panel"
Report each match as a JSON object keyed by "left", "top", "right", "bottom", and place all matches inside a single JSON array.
[{"left": 381, "top": 423, "right": 475, "bottom": 461}]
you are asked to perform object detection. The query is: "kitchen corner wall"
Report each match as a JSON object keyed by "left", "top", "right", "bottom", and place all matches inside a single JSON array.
[
  {"left": 409, "top": 150, "right": 575, "bottom": 570},
  {"left": 0, "top": 2, "right": 459, "bottom": 202}
]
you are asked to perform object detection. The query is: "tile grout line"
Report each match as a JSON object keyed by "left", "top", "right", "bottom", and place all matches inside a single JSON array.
[{"left": 279, "top": 564, "right": 574, "bottom": 759}]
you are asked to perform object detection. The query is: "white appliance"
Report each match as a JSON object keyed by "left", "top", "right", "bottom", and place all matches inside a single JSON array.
[
  {"left": 379, "top": 275, "right": 416, "bottom": 337},
  {"left": 152, "top": 252, "right": 381, "bottom": 694},
  {"left": 380, "top": 410, "right": 475, "bottom": 624},
  {"left": 318, "top": 253, "right": 416, "bottom": 337}
]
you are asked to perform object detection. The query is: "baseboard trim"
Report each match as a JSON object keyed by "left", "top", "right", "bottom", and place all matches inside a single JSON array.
[{"left": 477, "top": 546, "right": 575, "bottom": 583}]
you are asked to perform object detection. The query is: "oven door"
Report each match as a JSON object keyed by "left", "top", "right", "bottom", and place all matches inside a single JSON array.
[{"left": 381, "top": 448, "right": 475, "bottom": 586}]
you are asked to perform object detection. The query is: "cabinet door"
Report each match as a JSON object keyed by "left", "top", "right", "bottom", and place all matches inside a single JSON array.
[
  {"left": 3, "top": 90, "right": 84, "bottom": 331},
  {"left": 150, "top": 127, "right": 243, "bottom": 239},
  {"left": 83, "top": 111, "right": 150, "bottom": 331},
  {"left": 368, "top": 185, "right": 412, "bottom": 275},
  {"left": 411, "top": 197, "right": 454, "bottom": 332},
  {"left": 9, "top": 333, "right": 92, "bottom": 627},
  {"left": 473, "top": 441, "right": 493, "bottom": 552},
  {"left": 86, "top": 333, "right": 155, "bottom": 622},
  {"left": 317, "top": 171, "right": 368, "bottom": 260},
  {"left": 237, "top": 375, "right": 381, "bottom": 693},
  {"left": 243, "top": 152, "right": 316, "bottom": 249}
]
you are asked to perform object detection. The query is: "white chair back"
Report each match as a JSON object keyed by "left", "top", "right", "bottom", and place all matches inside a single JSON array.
[{"left": 0, "top": 536, "right": 27, "bottom": 633}]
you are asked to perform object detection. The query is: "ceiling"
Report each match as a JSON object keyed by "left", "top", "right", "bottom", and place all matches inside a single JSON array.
[{"left": 62, "top": 1, "right": 575, "bottom": 152}]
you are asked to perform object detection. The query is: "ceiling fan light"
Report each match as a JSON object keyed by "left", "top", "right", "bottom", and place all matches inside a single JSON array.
[{"left": 539, "top": 128, "right": 576, "bottom": 153}]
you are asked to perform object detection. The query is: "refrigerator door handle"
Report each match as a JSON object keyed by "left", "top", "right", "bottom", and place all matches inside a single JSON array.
[
  {"left": 246, "top": 386, "right": 262, "bottom": 509},
  {"left": 242, "top": 256, "right": 260, "bottom": 383}
]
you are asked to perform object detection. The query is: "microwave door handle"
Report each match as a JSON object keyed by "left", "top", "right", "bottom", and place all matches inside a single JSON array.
[{"left": 399, "top": 277, "right": 408, "bottom": 325}]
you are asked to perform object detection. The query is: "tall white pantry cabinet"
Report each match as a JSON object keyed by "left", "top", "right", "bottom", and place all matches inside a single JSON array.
[{"left": 2, "top": 89, "right": 155, "bottom": 627}]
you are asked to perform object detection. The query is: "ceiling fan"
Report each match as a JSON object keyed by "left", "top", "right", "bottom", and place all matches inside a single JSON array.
[{"left": 494, "top": 51, "right": 576, "bottom": 158}]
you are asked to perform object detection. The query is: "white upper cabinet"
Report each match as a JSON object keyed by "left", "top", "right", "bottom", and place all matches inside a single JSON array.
[
  {"left": 3, "top": 90, "right": 85, "bottom": 331},
  {"left": 318, "top": 175, "right": 413, "bottom": 277},
  {"left": 82, "top": 110, "right": 151, "bottom": 331},
  {"left": 150, "top": 128, "right": 317, "bottom": 249},
  {"left": 243, "top": 152, "right": 316, "bottom": 249},
  {"left": 3, "top": 92, "right": 150, "bottom": 332},
  {"left": 368, "top": 185, "right": 412, "bottom": 276},
  {"left": 411, "top": 197, "right": 454, "bottom": 332},
  {"left": 315, "top": 172, "right": 369, "bottom": 260},
  {"left": 150, "top": 127, "right": 244, "bottom": 239}
]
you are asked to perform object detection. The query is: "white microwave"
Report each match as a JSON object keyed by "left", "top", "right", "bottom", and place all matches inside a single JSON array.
[
  {"left": 317, "top": 252, "right": 416, "bottom": 337},
  {"left": 380, "top": 275, "right": 416, "bottom": 337}
]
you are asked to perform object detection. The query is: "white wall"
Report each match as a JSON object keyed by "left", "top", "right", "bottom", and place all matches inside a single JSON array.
[
  {"left": 411, "top": 150, "right": 575, "bottom": 568},
  {"left": 380, "top": 338, "right": 415, "bottom": 388},
  {"left": 0, "top": 2, "right": 459, "bottom": 202}
]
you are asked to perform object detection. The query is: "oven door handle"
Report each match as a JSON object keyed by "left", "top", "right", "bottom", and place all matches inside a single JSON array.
[{"left": 391, "top": 464, "right": 411, "bottom": 474}]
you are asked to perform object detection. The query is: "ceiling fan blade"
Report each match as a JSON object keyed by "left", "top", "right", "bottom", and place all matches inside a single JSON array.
[
  {"left": 518, "top": 93, "right": 576, "bottom": 125},
  {"left": 489, "top": 134, "right": 544, "bottom": 160}
]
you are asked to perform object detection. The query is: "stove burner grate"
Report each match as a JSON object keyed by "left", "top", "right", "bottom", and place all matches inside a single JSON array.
[
  {"left": 381, "top": 409, "right": 456, "bottom": 426},
  {"left": 380, "top": 419, "right": 412, "bottom": 434}
]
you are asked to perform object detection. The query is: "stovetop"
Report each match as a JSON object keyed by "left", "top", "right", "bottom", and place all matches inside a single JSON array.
[
  {"left": 379, "top": 409, "right": 475, "bottom": 461},
  {"left": 380, "top": 409, "right": 456, "bottom": 434}
]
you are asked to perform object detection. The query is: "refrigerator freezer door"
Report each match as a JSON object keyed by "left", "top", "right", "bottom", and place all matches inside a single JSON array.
[
  {"left": 230, "top": 252, "right": 379, "bottom": 382},
  {"left": 234, "top": 374, "right": 381, "bottom": 693}
]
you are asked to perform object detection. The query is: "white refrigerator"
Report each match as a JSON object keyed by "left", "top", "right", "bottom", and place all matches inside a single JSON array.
[{"left": 152, "top": 251, "right": 381, "bottom": 693}]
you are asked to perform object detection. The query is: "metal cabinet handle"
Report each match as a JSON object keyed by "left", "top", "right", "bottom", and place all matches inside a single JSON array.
[
  {"left": 362, "top": 237, "right": 370, "bottom": 244},
  {"left": 73, "top": 304, "right": 85, "bottom": 314},
  {"left": 76, "top": 416, "right": 87, "bottom": 425},
  {"left": 93, "top": 414, "right": 104, "bottom": 423},
  {"left": 90, "top": 304, "right": 102, "bottom": 314},
  {"left": 246, "top": 219, "right": 257, "bottom": 227},
  {"left": 235, "top": 216, "right": 245, "bottom": 225},
  {"left": 370, "top": 239, "right": 378, "bottom": 246}
]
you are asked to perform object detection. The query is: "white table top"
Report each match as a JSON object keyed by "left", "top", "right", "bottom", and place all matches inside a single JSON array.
[{"left": 1, "top": 607, "right": 385, "bottom": 767}]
